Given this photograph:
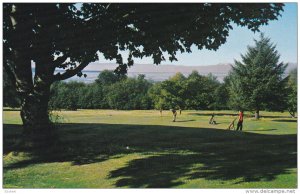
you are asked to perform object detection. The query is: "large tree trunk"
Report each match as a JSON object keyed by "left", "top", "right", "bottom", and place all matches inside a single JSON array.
[
  {"left": 7, "top": 4, "right": 61, "bottom": 146},
  {"left": 19, "top": 82, "right": 57, "bottom": 148},
  {"left": 20, "top": 84, "right": 52, "bottom": 134},
  {"left": 255, "top": 110, "right": 260, "bottom": 120},
  {"left": 21, "top": 55, "right": 56, "bottom": 135},
  {"left": 19, "top": 67, "right": 56, "bottom": 144}
]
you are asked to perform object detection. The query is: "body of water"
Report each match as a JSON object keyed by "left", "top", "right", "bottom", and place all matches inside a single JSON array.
[{"left": 63, "top": 71, "right": 227, "bottom": 83}]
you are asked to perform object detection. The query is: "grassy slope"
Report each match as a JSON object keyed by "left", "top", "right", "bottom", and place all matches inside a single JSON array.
[{"left": 3, "top": 109, "right": 297, "bottom": 188}]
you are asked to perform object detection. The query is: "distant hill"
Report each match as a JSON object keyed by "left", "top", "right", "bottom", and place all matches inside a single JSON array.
[
  {"left": 85, "top": 62, "right": 233, "bottom": 74},
  {"left": 85, "top": 62, "right": 297, "bottom": 73},
  {"left": 57, "top": 62, "right": 297, "bottom": 83}
]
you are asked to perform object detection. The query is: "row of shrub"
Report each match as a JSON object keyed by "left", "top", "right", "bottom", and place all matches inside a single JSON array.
[{"left": 48, "top": 70, "right": 229, "bottom": 111}]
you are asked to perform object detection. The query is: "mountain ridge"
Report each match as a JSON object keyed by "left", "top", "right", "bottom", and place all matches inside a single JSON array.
[{"left": 84, "top": 62, "right": 297, "bottom": 74}]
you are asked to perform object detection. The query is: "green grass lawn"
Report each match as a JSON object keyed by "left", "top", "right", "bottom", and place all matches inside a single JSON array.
[{"left": 3, "top": 109, "right": 297, "bottom": 188}]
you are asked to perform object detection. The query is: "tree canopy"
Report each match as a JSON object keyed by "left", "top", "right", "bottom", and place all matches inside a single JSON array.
[{"left": 4, "top": 3, "right": 284, "bottom": 79}]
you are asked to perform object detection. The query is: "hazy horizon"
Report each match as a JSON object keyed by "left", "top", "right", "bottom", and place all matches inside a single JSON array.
[{"left": 48, "top": 62, "right": 297, "bottom": 83}]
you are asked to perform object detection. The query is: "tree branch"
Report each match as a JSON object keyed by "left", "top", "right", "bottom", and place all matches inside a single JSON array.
[
  {"left": 53, "top": 60, "right": 90, "bottom": 81},
  {"left": 53, "top": 55, "right": 69, "bottom": 68}
]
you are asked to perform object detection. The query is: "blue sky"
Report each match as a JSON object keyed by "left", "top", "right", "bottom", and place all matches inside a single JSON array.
[{"left": 97, "top": 3, "right": 297, "bottom": 66}]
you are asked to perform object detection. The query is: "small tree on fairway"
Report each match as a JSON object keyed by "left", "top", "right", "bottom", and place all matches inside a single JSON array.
[
  {"left": 148, "top": 83, "right": 167, "bottom": 110},
  {"left": 184, "top": 71, "right": 219, "bottom": 110},
  {"left": 229, "top": 34, "right": 288, "bottom": 119},
  {"left": 148, "top": 73, "right": 186, "bottom": 110}
]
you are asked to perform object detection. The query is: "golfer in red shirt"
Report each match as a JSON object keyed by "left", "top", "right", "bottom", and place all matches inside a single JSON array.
[{"left": 236, "top": 110, "right": 244, "bottom": 131}]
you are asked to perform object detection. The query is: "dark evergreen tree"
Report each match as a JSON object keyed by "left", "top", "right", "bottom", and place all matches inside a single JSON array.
[{"left": 229, "top": 34, "right": 288, "bottom": 119}]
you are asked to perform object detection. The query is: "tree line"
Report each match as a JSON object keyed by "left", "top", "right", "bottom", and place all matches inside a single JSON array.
[
  {"left": 47, "top": 71, "right": 226, "bottom": 111},
  {"left": 48, "top": 72, "right": 152, "bottom": 110}
]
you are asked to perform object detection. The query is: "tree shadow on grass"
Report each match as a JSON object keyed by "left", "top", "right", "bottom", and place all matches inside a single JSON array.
[
  {"left": 260, "top": 116, "right": 296, "bottom": 119},
  {"left": 175, "top": 119, "right": 196, "bottom": 122},
  {"left": 246, "top": 128, "right": 278, "bottom": 132},
  {"left": 272, "top": 119, "right": 297, "bottom": 123},
  {"left": 3, "top": 123, "right": 297, "bottom": 188},
  {"left": 189, "top": 113, "right": 238, "bottom": 117},
  {"left": 189, "top": 113, "right": 295, "bottom": 119}
]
